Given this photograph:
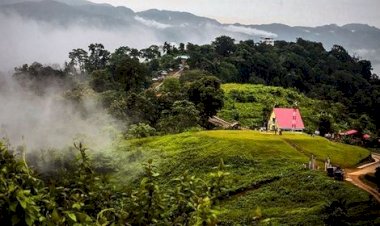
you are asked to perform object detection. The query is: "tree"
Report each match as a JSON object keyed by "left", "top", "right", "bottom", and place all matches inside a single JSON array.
[
  {"left": 352, "top": 114, "right": 375, "bottom": 135},
  {"left": 163, "top": 42, "right": 172, "bottom": 54},
  {"left": 329, "top": 45, "right": 351, "bottom": 63},
  {"left": 157, "top": 100, "right": 200, "bottom": 133},
  {"left": 318, "top": 114, "right": 332, "bottom": 136},
  {"left": 180, "top": 70, "right": 212, "bottom": 84},
  {"left": 124, "top": 92, "right": 160, "bottom": 125},
  {"left": 212, "top": 36, "right": 236, "bottom": 57},
  {"left": 140, "top": 45, "right": 161, "bottom": 61},
  {"left": 179, "top": 43, "right": 185, "bottom": 53},
  {"left": 111, "top": 57, "right": 148, "bottom": 93},
  {"left": 126, "top": 123, "right": 156, "bottom": 138},
  {"left": 187, "top": 76, "right": 224, "bottom": 127},
  {"left": 358, "top": 60, "right": 372, "bottom": 81},
  {"left": 13, "top": 62, "right": 69, "bottom": 95},
  {"left": 68, "top": 48, "right": 88, "bottom": 74},
  {"left": 216, "top": 62, "right": 238, "bottom": 82},
  {"left": 86, "top": 43, "right": 110, "bottom": 73},
  {"left": 90, "top": 69, "right": 114, "bottom": 92},
  {"left": 160, "top": 77, "right": 181, "bottom": 94}
]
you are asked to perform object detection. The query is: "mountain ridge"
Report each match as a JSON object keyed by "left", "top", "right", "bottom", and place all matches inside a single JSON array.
[{"left": 0, "top": 0, "right": 379, "bottom": 73}]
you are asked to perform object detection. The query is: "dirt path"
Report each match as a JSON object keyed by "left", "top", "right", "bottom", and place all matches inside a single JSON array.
[
  {"left": 345, "top": 153, "right": 380, "bottom": 203},
  {"left": 154, "top": 69, "right": 183, "bottom": 91}
]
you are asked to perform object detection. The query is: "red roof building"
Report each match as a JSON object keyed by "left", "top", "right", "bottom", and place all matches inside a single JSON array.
[
  {"left": 268, "top": 108, "right": 305, "bottom": 131},
  {"left": 339, "top": 130, "right": 358, "bottom": 136},
  {"left": 339, "top": 130, "right": 371, "bottom": 140}
]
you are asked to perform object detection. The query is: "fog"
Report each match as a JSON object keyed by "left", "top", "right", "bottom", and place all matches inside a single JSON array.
[
  {"left": 0, "top": 12, "right": 257, "bottom": 151},
  {"left": 0, "top": 13, "right": 255, "bottom": 72},
  {"left": 0, "top": 71, "right": 121, "bottom": 151},
  {"left": 0, "top": 13, "right": 161, "bottom": 72}
]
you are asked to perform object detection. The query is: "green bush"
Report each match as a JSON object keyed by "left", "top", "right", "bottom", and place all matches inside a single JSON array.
[
  {"left": 0, "top": 142, "right": 229, "bottom": 225},
  {"left": 126, "top": 123, "right": 156, "bottom": 138}
]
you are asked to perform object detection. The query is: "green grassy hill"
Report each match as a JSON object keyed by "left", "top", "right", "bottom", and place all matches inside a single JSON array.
[
  {"left": 218, "top": 83, "right": 349, "bottom": 131},
  {"left": 113, "top": 130, "right": 378, "bottom": 225}
]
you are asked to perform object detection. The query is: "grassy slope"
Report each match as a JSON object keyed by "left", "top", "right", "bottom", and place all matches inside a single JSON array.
[
  {"left": 219, "top": 83, "right": 347, "bottom": 130},
  {"left": 114, "top": 130, "right": 379, "bottom": 225}
]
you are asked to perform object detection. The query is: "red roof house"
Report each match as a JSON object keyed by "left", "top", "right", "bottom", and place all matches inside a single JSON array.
[
  {"left": 339, "top": 130, "right": 358, "bottom": 136},
  {"left": 268, "top": 108, "right": 305, "bottom": 131},
  {"left": 339, "top": 130, "right": 371, "bottom": 140}
]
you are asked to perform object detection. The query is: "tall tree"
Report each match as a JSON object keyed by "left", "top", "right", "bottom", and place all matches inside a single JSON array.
[
  {"left": 212, "top": 36, "right": 236, "bottom": 57},
  {"left": 86, "top": 43, "right": 110, "bottom": 73},
  {"left": 68, "top": 48, "right": 88, "bottom": 74},
  {"left": 187, "top": 76, "right": 224, "bottom": 126}
]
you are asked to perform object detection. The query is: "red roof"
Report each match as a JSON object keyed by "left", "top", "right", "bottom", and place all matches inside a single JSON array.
[
  {"left": 339, "top": 130, "right": 358, "bottom": 136},
  {"left": 273, "top": 108, "right": 305, "bottom": 130},
  {"left": 363, "top": 134, "right": 371, "bottom": 139}
]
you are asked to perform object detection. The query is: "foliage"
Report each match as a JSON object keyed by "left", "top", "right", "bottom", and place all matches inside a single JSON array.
[
  {"left": 127, "top": 123, "right": 157, "bottom": 138},
  {"left": 86, "top": 43, "right": 110, "bottom": 73},
  {"left": 322, "top": 198, "right": 349, "bottom": 226},
  {"left": 0, "top": 141, "right": 230, "bottom": 225},
  {"left": 157, "top": 100, "right": 200, "bottom": 134},
  {"left": 14, "top": 37, "right": 379, "bottom": 135},
  {"left": 184, "top": 37, "right": 380, "bottom": 134},
  {"left": 219, "top": 83, "right": 350, "bottom": 131},
  {"left": 319, "top": 113, "right": 332, "bottom": 136},
  {"left": 13, "top": 62, "right": 72, "bottom": 95},
  {"left": 118, "top": 130, "right": 378, "bottom": 225},
  {"left": 187, "top": 76, "right": 224, "bottom": 126},
  {"left": 0, "top": 143, "right": 47, "bottom": 226}
]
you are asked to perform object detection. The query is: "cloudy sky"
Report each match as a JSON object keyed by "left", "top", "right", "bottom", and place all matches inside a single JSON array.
[{"left": 89, "top": 0, "right": 380, "bottom": 27}]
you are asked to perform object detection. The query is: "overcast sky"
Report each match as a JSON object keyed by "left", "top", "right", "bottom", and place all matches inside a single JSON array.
[{"left": 89, "top": 0, "right": 380, "bottom": 28}]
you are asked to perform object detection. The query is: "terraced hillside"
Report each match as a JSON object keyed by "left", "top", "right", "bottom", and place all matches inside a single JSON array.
[{"left": 113, "top": 130, "right": 379, "bottom": 225}]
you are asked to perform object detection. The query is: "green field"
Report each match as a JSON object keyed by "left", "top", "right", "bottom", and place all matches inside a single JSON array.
[
  {"left": 219, "top": 83, "right": 348, "bottom": 131},
  {"left": 112, "top": 130, "right": 379, "bottom": 225}
]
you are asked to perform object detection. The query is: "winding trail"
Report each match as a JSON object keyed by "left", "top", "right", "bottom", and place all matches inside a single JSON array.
[{"left": 345, "top": 153, "right": 380, "bottom": 203}]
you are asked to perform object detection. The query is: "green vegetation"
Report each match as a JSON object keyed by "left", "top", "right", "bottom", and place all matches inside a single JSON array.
[
  {"left": 114, "top": 130, "right": 377, "bottom": 225},
  {"left": 4, "top": 37, "right": 380, "bottom": 224},
  {"left": 117, "top": 131, "right": 369, "bottom": 181},
  {"left": 219, "top": 83, "right": 350, "bottom": 131},
  {"left": 185, "top": 37, "right": 379, "bottom": 136},
  {"left": 14, "top": 36, "right": 380, "bottom": 136},
  {"left": 0, "top": 142, "right": 226, "bottom": 225},
  {"left": 1, "top": 128, "right": 379, "bottom": 225}
]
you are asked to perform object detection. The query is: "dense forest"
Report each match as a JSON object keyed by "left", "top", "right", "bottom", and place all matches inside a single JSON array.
[{"left": 13, "top": 37, "right": 380, "bottom": 137}]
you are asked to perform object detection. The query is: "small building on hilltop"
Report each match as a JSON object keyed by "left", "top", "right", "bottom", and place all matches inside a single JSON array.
[
  {"left": 338, "top": 129, "right": 371, "bottom": 140},
  {"left": 260, "top": 37, "right": 275, "bottom": 46},
  {"left": 268, "top": 108, "right": 305, "bottom": 131}
]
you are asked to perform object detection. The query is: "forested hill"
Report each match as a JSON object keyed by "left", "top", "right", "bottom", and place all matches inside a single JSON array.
[
  {"left": 11, "top": 37, "right": 380, "bottom": 137},
  {"left": 180, "top": 37, "right": 379, "bottom": 134}
]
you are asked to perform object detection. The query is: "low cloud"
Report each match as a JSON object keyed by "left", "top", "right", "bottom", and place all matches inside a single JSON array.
[
  {"left": 0, "top": 73, "right": 120, "bottom": 151},
  {"left": 134, "top": 16, "right": 172, "bottom": 29},
  {"left": 353, "top": 48, "right": 380, "bottom": 74},
  {"left": 223, "top": 25, "right": 278, "bottom": 38},
  {"left": 0, "top": 13, "right": 161, "bottom": 72}
]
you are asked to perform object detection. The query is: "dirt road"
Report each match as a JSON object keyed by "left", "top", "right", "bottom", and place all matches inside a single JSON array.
[{"left": 345, "top": 153, "right": 380, "bottom": 203}]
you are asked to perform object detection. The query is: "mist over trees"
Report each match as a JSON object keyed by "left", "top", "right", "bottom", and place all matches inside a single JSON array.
[{"left": 4, "top": 36, "right": 379, "bottom": 140}]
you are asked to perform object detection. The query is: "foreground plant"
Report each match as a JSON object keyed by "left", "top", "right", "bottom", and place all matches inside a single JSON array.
[{"left": 0, "top": 142, "right": 228, "bottom": 225}]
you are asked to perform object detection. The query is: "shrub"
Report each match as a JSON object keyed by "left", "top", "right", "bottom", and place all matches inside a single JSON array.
[{"left": 126, "top": 123, "right": 156, "bottom": 138}]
